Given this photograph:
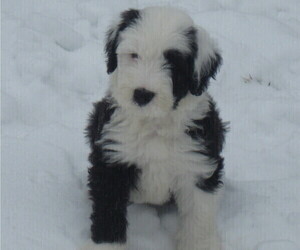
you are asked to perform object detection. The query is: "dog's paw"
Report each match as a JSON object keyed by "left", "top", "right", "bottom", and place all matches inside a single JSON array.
[
  {"left": 177, "top": 235, "right": 222, "bottom": 250},
  {"left": 201, "top": 237, "right": 222, "bottom": 250},
  {"left": 203, "top": 238, "right": 222, "bottom": 250},
  {"left": 209, "top": 238, "right": 222, "bottom": 250},
  {"left": 81, "top": 240, "right": 126, "bottom": 250}
]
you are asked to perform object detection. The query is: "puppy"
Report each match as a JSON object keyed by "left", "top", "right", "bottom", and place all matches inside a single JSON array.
[{"left": 85, "top": 6, "right": 226, "bottom": 250}]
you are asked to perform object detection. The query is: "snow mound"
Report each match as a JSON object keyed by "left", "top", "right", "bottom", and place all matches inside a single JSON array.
[{"left": 25, "top": 13, "right": 85, "bottom": 51}]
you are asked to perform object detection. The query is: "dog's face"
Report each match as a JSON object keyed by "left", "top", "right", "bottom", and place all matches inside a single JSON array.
[{"left": 105, "top": 7, "right": 222, "bottom": 118}]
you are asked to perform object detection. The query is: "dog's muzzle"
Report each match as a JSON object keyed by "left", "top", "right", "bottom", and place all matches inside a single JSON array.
[{"left": 133, "top": 88, "right": 155, "bottom": 106}]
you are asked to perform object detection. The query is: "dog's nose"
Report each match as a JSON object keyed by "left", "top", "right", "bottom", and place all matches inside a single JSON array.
[{"left": 133, "top": 88, "right": 155, "bottom": 106}]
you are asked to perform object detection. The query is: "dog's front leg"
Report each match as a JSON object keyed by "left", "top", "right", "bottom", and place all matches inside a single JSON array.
[
  {"left": 84, "top": 164, "right": 138, "bottom": 250},
  {"left": 175, "top": 175, "right": 221, "bottom": 250}
]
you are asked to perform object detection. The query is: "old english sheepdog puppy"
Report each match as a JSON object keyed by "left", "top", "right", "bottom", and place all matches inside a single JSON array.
[{"left": 84, "top": 6, "right": 226, "bottom": 250}]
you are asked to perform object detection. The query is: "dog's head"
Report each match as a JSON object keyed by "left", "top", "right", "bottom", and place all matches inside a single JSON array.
[{"left": 105, "top": 7, "right": 222, "bottom": 117}]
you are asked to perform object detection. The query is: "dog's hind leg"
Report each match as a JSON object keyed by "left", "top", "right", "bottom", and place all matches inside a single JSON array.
[{"left": 174, "top": 175, "right": 222, "bottom": 250}]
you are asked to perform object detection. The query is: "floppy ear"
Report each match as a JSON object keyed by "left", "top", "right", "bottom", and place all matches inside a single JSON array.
[
  {"left": 104, "top": 9, "right": 140, "bottom": 74},
  {"left": 105, "top": 25, "right": 119, "bottom": 74},
  {"left": 189, "top": 27, "right": 222, "bottom": 96}
]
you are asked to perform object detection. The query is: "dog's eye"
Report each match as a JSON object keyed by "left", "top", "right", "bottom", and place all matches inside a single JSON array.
[{"left": 130, "top": 53, "right": 139, "bottom": 59}]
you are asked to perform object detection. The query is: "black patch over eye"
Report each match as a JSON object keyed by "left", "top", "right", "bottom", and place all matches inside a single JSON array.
[
  {"left": 130, "top": 53, "right": 139, "bottom": 59},
  {"left": 163, "top": 49, "right": 195, "bottom": 108},
  {"left": 105, "top": 9, "right": 141, "bottom": 74}
]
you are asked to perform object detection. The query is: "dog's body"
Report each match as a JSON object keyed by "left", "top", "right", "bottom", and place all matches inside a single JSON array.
[{"left": 85, "top": 7, "right": 226, "bottom": 250}]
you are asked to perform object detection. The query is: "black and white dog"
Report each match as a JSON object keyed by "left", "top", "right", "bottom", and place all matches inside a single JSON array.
[{"left": 84, "top": 6, "right": 226, "bottom": 250}]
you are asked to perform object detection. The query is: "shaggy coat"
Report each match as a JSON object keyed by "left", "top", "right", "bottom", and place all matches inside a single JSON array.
[{"left": 84, "top": 6, "right": 227, "bottom": 250}]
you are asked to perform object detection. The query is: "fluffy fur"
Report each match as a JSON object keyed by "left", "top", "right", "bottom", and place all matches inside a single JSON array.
[{"left": 84, "top": 6, "right": 226, "bottom": 250}]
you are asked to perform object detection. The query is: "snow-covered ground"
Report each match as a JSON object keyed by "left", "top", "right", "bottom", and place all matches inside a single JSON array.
[{"left": 2, "top": 0, "right": 300, "bottom": 249}]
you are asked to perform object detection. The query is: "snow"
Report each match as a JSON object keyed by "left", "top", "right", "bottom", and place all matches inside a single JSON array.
[{"left": 2, "top": 0, "right": 300, "bottom": 249}]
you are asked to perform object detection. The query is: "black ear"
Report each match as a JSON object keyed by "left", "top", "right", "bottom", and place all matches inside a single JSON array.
[
  {"left": 190, "top": 52, "right": 223, "bottom": 96},
  {"left": 105, "top": 9, "right": 141, "bottom": 74},
  {"left": 189, "top": 52, "right": 222, "bottom": 96}
]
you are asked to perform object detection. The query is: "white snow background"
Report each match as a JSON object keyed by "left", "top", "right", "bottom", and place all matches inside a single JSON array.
[{"left": 2, "top": 0, "right": 300, "bottom": 249}]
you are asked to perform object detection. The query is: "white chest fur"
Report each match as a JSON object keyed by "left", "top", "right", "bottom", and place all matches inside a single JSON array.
[{"left": 98, "top": 94, "right": 215, "bottom": 204}]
